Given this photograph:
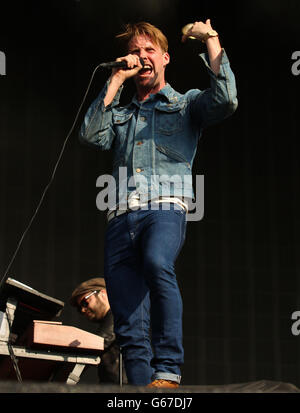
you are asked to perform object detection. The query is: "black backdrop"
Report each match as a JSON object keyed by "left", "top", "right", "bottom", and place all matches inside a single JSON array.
[{"left": 1, "top": 0, "right": 300, "bottom": 386}]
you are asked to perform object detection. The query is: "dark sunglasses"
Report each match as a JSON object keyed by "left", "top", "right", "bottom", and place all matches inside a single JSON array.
[{"left": 78, "top": 290, "right": 99, "bottom": 312}]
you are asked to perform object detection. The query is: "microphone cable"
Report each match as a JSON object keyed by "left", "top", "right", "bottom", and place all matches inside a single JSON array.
[{"left": 0, "top": 62, "right": 103, "bottom": 290}]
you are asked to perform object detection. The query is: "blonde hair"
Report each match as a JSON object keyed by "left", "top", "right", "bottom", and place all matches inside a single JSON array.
[{"left": 116, "top": 22, "right": 168, "bottom": 53}]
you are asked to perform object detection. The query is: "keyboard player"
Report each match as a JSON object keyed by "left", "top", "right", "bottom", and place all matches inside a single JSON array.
[{"left": 70, "top": 277, "right": 127, "bottom": 385}]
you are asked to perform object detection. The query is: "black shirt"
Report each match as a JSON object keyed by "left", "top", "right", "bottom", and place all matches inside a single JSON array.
[{"left": 95, "top": 310, "right": 127, "bottom": 384}]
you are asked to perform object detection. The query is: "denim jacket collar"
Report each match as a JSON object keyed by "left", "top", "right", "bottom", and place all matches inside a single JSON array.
[{"left": 131, "top": 83, "right": 179, "bottom": 107}]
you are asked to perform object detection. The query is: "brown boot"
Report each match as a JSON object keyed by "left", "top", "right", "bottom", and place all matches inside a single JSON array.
[{"left": 147, "top": 379, "right": 179, "bottom": 388}]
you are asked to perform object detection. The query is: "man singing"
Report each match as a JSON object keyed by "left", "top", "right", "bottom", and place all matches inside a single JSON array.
[{"left": 80, "top": 20, "right": 237, "bottom": 387}]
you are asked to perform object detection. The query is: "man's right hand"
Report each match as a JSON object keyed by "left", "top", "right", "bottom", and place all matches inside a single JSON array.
[
  {"left": 111, "top": 54, "right": 143, "bottom": 84},
  {"left": 103, "top": 54, "right": 143, "bottom": 107}
]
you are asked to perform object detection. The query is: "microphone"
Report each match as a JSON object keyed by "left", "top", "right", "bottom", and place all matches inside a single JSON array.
[{"left": 99, "top": 57, "right": 145, "bottom": 69}]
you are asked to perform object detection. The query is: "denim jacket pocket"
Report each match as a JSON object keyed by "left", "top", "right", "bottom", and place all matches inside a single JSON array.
[
  {"left": 113, "top": 111, "right": 134, "bottom": 143},
  {"left": 155, "top": 103, "right": 184, "bottom": 136},
  {"left": 156, "top": 144, "right": 191, "bottom": 169},
  {"left": 113, "top": 111, "right": 133, "bottom": 125}
]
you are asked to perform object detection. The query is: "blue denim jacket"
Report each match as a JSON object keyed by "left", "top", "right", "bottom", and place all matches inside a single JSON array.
[{"left": 80, "top": 49, "right": 238, "bottom": 208}]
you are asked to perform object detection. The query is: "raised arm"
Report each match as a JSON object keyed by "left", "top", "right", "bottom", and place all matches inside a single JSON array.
[
  {"left": 80, "top": 54, "right": 143, "bottom": 148},
  {"left": 182, "top": 19, "right": 222, "bottom": 75},
  {"left": 182, "top": 19, "right": 238, "bottom": 128}
]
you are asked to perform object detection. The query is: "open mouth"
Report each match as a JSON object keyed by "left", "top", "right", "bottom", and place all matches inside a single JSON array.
[{"left": 138, "top": 64, "right": 153, "bottom": 76}]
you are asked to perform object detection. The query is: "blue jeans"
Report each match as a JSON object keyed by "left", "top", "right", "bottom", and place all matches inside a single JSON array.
[{"left": 104, "top": 203, "right": 187, "bottom": 385}]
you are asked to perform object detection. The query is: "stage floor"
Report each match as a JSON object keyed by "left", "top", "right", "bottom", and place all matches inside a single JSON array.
[{"left": 0, "top": 379, "right": 299, "bottom": 393}]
